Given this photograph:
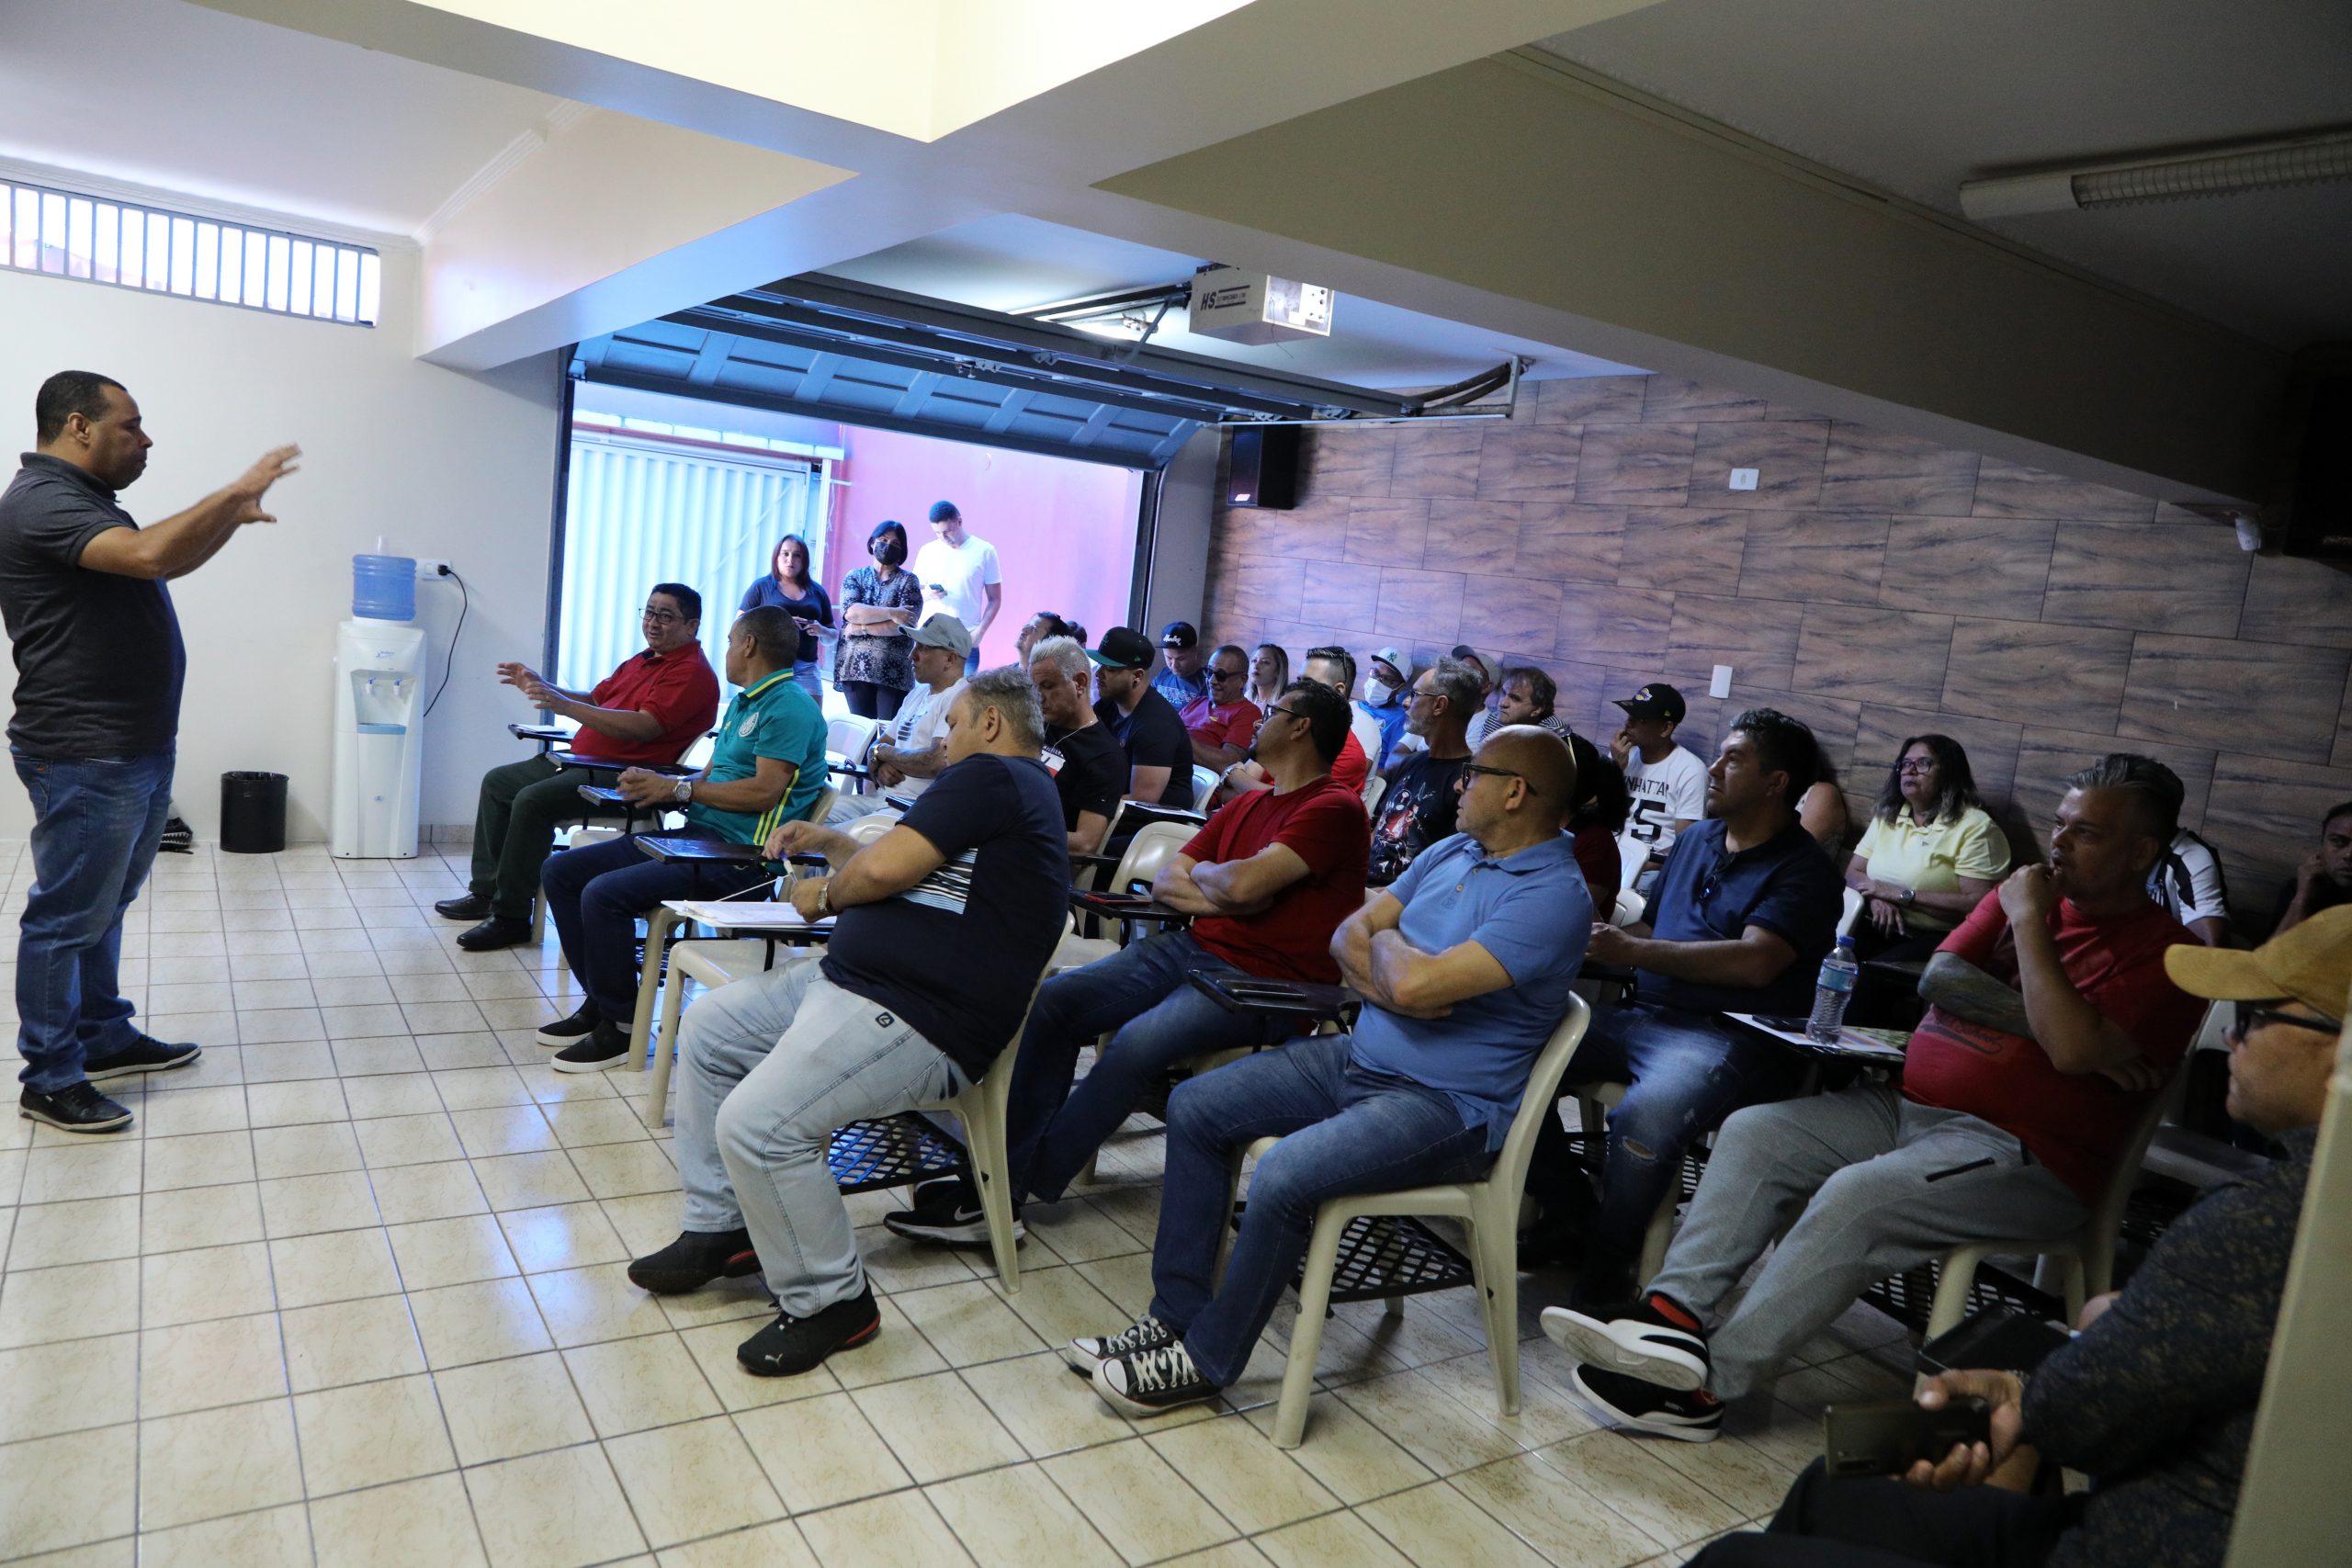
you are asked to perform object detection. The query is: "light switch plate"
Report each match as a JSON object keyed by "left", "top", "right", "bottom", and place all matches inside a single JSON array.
[
  {"left": 1728, "top": 468, "right": 1759, "bottom": 491},
  {"left": 1710, "top": 664, "right": 1734, "bottom": 698}
]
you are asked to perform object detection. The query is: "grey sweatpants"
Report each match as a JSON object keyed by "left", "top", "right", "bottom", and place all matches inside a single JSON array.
[
  {"left": 1645, "top": 1084, "right": 2085, "bottom": 1399},
  {"left": 674, "top": 956, "right": 966, "bottom": 1316}
]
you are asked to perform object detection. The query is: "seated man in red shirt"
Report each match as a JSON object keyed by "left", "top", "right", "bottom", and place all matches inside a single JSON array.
[
  {"left": 885, "top": 678, "right": 1368, "bottom": 1244},
  {"left": 1180, "top": 642, "right": 1264, "bottom": 778},
  {"left": 1208, "top": 649, "right": 1372, "bottom": 806},
  {"left": 1542, "top": 753, "right": 2200, "bottom": 1442},
  {"left": 435, "top": 581, "right": 720, "bottom": 951}
]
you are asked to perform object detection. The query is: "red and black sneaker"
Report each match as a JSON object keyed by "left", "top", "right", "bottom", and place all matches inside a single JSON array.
[
  {"left": 737, "top": 1287, "right": 882, "bottom": 1377},
  {"left": 626, "top": 1228, "right": 761, "bottom": 1293},
  {"left": 1570, "top": 1364, "right": 1724, "bottom": 1443}
]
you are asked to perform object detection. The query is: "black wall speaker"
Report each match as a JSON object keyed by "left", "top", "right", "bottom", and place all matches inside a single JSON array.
[
  {"left": 2280, "top": 370, "right": 2352, "bottom": 560},
  {"left": 1227, "top": 425, "right": 1301, "bottom": 510}
]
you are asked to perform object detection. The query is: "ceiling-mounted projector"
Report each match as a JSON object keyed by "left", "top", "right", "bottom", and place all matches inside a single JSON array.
[{"left": 1188, "top": 265, "right": 1334, "bottom": 345}]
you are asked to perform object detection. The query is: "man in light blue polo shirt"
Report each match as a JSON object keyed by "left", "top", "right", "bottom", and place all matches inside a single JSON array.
[
  {"left": 1065, "top": 726, "right": 1592, "bottom": 1416},
  {"left": 536, "top": 606, "right": 829, "bottom": 1072}
]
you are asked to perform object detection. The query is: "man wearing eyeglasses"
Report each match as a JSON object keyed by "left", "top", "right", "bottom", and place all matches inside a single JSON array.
[
  {"left": 1179, "top": 642, "right": 1262, "bottom": 777},
  {"left": 1680, "top": 907, "right": 2346, "bottom": 1568},
  {"left": 1544, "top": 752, "right": 2199, "bottom": 1444},
  {"left": 435, "top": 582, "right": 720, "bottom": 952}
]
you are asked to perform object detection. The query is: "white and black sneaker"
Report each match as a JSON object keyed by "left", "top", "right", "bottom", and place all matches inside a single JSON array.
[
  {"left": 552, "top": 1019, "right": 632, "bottom": 1073},
  {"left": 1569, "top": 1364, "right": 1723, "bottom": 1442},
  {"left": 1540, "top": 1294, "right": 1711, "bottom": 1392},
  {"left": 536, "top": 1002, "right": 603, "bottom": 1048},
  {"left": 1091, "top": 1337, "right": 1218, "bottom": 1417},
  {"left": 882, "top": 1178, "right": 1023, "bottom": 1247},
  {"left": 19, "top": 1081, "right": 133, "bottom": 1134},
  {"left": 1068, "top": 1314, "right": 1176, "bottom": 1373}
]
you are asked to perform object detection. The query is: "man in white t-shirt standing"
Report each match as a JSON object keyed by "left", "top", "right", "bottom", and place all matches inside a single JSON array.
[
  {"left": 830, "top": 615, "right": 971, "bottom": 819},
  {"left": 913, "top": 501, "right": 1001, "bottom": 675},
  {"left": 1611, "top": 682, "right": 1707, "bottom": 888}
]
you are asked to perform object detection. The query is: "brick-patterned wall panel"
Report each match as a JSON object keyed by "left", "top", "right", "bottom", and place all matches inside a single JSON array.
[{"left": 1201, "top": 373, "right": 2352, "bottom": 924}]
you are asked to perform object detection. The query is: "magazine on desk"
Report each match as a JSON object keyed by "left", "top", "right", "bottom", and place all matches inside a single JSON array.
[{"left": 1724, "top": 1012, "right": 1909, "bottom": 1062}]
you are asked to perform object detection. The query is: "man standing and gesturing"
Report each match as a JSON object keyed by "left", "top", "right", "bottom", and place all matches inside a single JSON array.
[{"left": 0, "top": 371, "right": 297, "bottom": 1132}]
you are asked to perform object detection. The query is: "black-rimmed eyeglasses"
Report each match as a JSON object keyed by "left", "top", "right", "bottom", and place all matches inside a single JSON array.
[
  {"left": 642, "top": 607, "right": 684, "bottom": 626},
  {"left": 1456, "top": 761, "right": 1535, "bottom": 796},
  {"left": 2230, "top": 1002, "right": 2343, "bottom": 1039}
]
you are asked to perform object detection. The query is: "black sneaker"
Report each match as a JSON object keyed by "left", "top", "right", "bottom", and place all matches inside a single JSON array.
[
  {"left": 1091, "top": 1337, "right": 1219, "bottom": 1416},
  {"left": 1569, "top": 1364, "right": 1723, "bottom": 1442},
  {"left": 882, "top": 1177, "right": 1024, "bottom": 1247},
  {"left": 434, "top": 892, "right": 493, "bottom": 922},
  {"left": 627, "top": 1228, "right": 761, "bottom": 1294},
  {"left": 535, "top": 1001, "right": 603, "bottom": 1047},
  {"left": 552, "top": 1019, "right": 631, "bottom": 1074},
  {"left": 456, "top": 916, "right": 535, "bottom": 952},
  {"left": 1068, "top": 1314, "right": 1175, "bottom": 1372},
  {"left": 19, "top": 1081, "right": 133, "bottom": 1134},
  {"left": 83, "top": 1034, "right": 201, "bottom": 1081},
  {"left": 737, "top": 1286, "right": 881, "bottom": 1377},
  {"left": 1540, "top": 1294, "right": 1711, "bottom": 1390}
]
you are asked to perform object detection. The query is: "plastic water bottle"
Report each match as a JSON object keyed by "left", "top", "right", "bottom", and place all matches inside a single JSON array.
[
  {"left": 351, "top": 554, "right": 417, "bottom": 622},
  {"left": 1807, "top": 936, "right": 1860, "bottom": 1043}
]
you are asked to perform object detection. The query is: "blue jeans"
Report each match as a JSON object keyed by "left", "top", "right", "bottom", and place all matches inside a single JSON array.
[
  {"left": 540, "top": 829, "right": 772, "bottom": 1021},
  {"left": 1010, "top": 930, "right": 1288, "bottom": 1203},
  {"left": 1544, "top": 1001, "right": 1801, "bottom": 1259},
  {"left": 1150, "top": 1034, "right": 1490, "bottom": 1387},
  {"left": 11, "top": 749, "right": 175, "bottom": 1092}
]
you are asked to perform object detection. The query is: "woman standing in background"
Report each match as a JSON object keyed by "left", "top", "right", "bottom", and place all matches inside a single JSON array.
[
  {"left": 740, "top": 535, "right": 833, "bottom": 705},
  {"left": 831, "top": 520, "right": 922, "bottom": 720}
]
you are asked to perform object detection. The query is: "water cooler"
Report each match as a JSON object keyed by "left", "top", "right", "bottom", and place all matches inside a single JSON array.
[{"left": 331, "top": 554, "right": 425, "bottom": 859}]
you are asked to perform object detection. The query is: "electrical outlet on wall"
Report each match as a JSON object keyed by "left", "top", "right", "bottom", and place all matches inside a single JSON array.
[
  {"left": 1727, "top": 468, "right": 1759, "bottom": 491},
  {"left": 414, "top": 558, "right": 451, "bottom": 579},
  {"left": 1710, "top": 664, "right": 1733, "bottom": 698}
]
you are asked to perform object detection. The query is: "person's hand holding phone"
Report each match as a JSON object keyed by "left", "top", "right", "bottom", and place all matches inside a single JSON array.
[{"left": 1905, "top": 1371, "right": 2026, "bottom": 1491}]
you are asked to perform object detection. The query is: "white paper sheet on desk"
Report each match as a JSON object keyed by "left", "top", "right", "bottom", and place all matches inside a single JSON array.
[
  {"left": 666, "top": 901, "right": 834, "bottom": 930},
  {"left": 1723, "top": 1012, "right": 1907, "bottom": 1060}
]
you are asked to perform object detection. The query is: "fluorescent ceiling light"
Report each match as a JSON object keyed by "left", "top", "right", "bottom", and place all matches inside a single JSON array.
[{"left": 1960, "top": 126, "right": 2352, "bottom": 220}]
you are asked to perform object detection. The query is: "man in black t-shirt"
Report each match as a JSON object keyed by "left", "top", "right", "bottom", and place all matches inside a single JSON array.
[
  {"left": 1031, "top": 634, "right": 1125, "bottom": 855},
  {"left": 0, "top": 372, "right": 297, "bottom": 1134},
  {"left": 628, "top": 667, "right": 1069, "bottom": 1379},
  {"left": 1087, "top": 626, "right": 1194, "bottom": 809},
  {"left": 1367, "top": 657, "right": 1480, "bottom": 885}
]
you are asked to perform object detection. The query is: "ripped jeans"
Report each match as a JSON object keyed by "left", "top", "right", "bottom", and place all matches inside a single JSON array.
[{"left": 1530, "top": 1002, "right": 1801, "bottom": 1262}]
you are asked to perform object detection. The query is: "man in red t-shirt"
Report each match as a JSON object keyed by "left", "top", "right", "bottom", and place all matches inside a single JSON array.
[
  {"left": 1543, "top": 754, "right": 2201, "bottom": 1442},
  {"left": 884, "top": 678, "right": 1369, "bottom": 1247},
  {"left": 435, "top": 582, "right": 723, "bottom": 949},
  {"left": 1180, "top": 643, "right": 1263, "bottom": 775},
  {"left": 1206, "top": 649, "right": 1372, "bottom": 807}
]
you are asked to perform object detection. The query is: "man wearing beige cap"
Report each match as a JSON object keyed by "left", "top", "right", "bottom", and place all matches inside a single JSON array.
[{"left": 1685, "top": 907, "right": 2348, "bottom": 1568}]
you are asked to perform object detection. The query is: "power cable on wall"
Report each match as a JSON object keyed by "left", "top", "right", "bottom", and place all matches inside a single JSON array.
[{"left": 424, "top": 566, "right": 468, "bottom": 719}]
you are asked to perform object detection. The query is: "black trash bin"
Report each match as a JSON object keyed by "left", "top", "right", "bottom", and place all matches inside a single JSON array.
[{"left": 220, "top": 771, "right": 288, "bottom": 854}]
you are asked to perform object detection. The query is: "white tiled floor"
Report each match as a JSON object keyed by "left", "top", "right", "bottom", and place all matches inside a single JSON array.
[{"left": 0, "top": 840, "right": 1916, "bottom": 1567}]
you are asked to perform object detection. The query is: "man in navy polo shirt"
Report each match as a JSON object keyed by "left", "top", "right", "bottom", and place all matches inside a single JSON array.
[
  {"left": 1066, "top": 726, "right": 1591, "bottom": 1416},
  {"left": 533, "top": 606, "right": 828, "bottom": 1072},
  {"left": 1526, "top": 707, "right": 1842, "bottom": 1304}
]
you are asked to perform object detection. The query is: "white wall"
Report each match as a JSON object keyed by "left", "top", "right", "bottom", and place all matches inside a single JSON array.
[{"left": 0, "top": 245, "right": 561, "bottom": 845}]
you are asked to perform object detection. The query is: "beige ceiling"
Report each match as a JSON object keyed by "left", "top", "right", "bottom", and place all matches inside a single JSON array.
[{"left": 1536, "top": 0, "right": 2352, "bottom": 347}]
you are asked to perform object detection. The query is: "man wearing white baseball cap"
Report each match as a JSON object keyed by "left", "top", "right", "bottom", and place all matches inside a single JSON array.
[
  {"left": 829, "top": 615, "right": 971, "bottom": 821},
  {"left": 1358, "top": 646, "right": 1412, "bottom": 770}
]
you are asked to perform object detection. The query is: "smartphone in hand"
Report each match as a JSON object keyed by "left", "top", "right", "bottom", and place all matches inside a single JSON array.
[{"left": 1823, "top": 1397, "right": 1991, "bottom": 1479}]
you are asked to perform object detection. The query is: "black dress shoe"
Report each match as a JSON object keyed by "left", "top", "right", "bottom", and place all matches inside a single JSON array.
[
  {"left": 434, "top": 892, "right": 494, "bottom": 921},
  {"left": 456, "top": 916, "right": 535, "bottom": 952},
  {"left": 19, "top": 1082, "right": 133, "bottom": 1134},
  {"left": 84, "top": 1034, "right": 201, "bottom": 1081},
  {"left": 627, "top": 1228, "right": 761, "bottom": 1293},
  {"left": 737, "top": 1287, "right": 881, "bottom": 1377}
]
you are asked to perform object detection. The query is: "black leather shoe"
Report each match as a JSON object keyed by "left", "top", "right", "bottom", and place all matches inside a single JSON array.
[
  {"left": 84, "top": 1034, "right": 201, "bottom": 1082},
  {"left": 456, "top": 916, "right": 534, "bottom": 952},
  {"left": 20, "top": 1082, "right": 133, "bottom": 1134},
  {"left": 628, "top": 1228, "right": 761, "bottom": 1294},
  {"left": 738, "top": 1287, "right": 881, "bottom": 1377},
  {"left": 435, "top": 892, "right": 494, "bottom": 921}
]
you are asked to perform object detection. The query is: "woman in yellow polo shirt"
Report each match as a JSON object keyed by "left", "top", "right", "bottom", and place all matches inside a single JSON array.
[{"left": 1843, "top": 733, "right": 2009, "bottom": 963}]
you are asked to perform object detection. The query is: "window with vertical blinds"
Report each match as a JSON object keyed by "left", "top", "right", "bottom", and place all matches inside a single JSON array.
[{"left": 558, "top": 429, "right": 831, "bottom": 694}]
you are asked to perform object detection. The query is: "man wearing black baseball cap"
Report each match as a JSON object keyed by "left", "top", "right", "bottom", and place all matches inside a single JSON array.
[
  {"left": 1150, "top": 620, "right": 1208, "bottom": 710},
  {"left": 1091, "top": 627, "right": 1194, "bottom": 809},
  {"left": 1611, "top": 682, "right": 1707, "bottom": 888}
]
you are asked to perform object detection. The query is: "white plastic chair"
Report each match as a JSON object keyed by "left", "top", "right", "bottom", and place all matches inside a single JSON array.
[
  {"left": 825, "top": 716, "right": 880, "bottom": 794},
  {"left": 1192, "top": 764, "right": 1221, "bottom": 807},
  {"left": 1054, "top": 820, "right": 1195, "bottom": 973},
  {"left": 1610, "top": 886, "right": 1645, "bottom": 928},
  {"left": 1922, "top": 1055, "right": 2190, "bottom": 1337},
  {"left": 1566, "top": 1080, "right": 1682, "bottom": 1286},
  {"left": 1245, "top": 995, "right": 1591, "bottom": 1448},
  {"left": 1362, "top": 773, "right": 1387, "bottom": 818},
  {"left": 1615, "top": 829, "right": 1648, "bottom": 893},
  {"left": 1838, "top": 886, "right": 1865, "bottom": 937}
]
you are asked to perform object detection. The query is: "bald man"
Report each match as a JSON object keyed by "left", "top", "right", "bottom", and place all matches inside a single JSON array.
[{"left": 1067, "top": 727, "right": 1597, "bottom": 1416}]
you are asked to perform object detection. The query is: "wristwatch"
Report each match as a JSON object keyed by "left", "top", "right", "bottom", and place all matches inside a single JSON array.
[
  {"left": 1900, "top": 886, "right": 1916, "bottom": 907},
  {"left": 672, "top": 778, "right": 693, "bottom": 804}
]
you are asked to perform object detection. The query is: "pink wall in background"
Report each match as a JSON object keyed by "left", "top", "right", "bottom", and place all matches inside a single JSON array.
[{"left": 827, "top": 425, "right": 1146, "bottom": 671}]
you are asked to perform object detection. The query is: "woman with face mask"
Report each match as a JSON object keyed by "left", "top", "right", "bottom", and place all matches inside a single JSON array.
[{"left": 831, "top": 520, "right": 923, "bottom": 719}]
